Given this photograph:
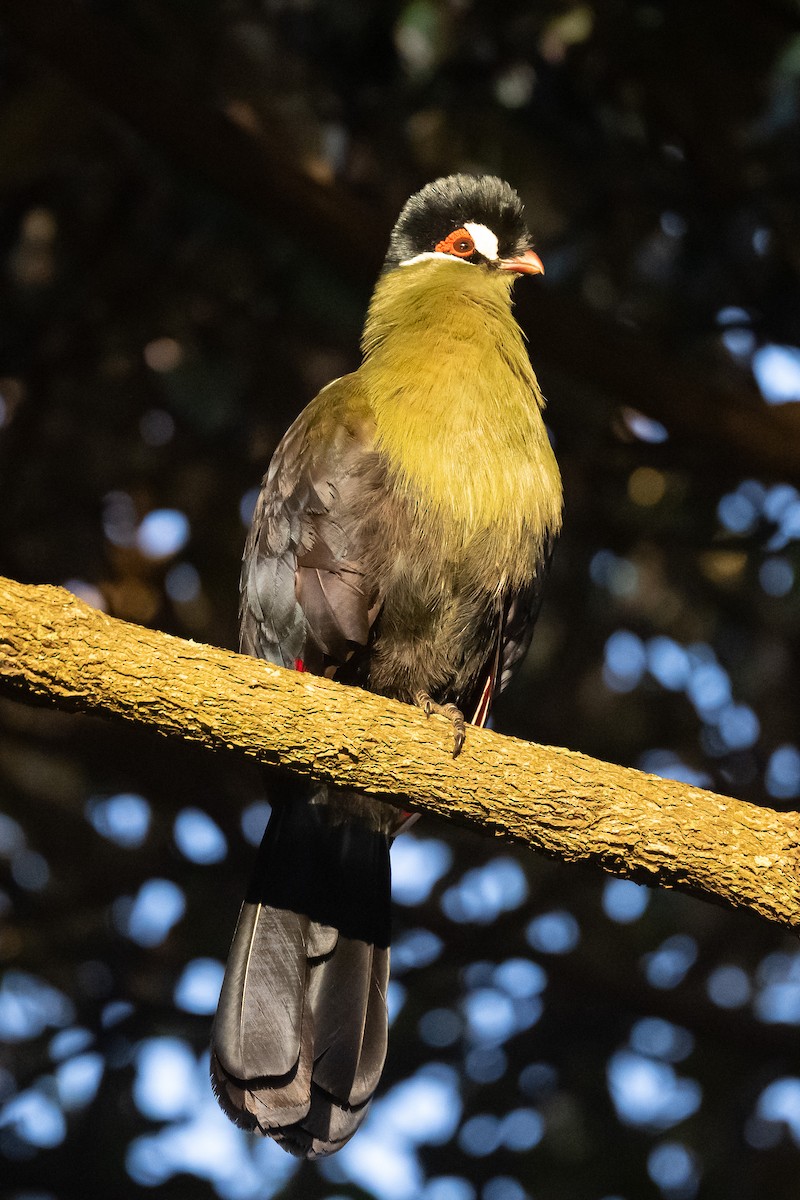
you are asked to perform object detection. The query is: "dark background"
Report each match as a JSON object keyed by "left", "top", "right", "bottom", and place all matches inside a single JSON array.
[{"left": 1, "top": 2, "right": 800, "bottom": 1199}]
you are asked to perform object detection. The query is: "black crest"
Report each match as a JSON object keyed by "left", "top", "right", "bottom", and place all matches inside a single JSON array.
[{"left": 385, "top": 174, "right": 531, "bottom": 268}]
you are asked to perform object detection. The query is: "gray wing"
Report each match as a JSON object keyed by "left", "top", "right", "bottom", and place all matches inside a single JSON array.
[
  {"left": 239, "top": 376, "right": 384, "bottom": 676},
  {"left": 497, "top": 537, "right": 556, "bottom": 695},
  {"left": 222, "top": 377, "right": 393, "bottom": 1156},
  {"left": 468, "top": 538, "right": 554, "bottom": 727}
]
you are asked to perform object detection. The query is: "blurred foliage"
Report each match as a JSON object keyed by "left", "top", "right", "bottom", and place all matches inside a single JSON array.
[{"left": 1, "top": 1, "right": 800, "bottom": 1199}]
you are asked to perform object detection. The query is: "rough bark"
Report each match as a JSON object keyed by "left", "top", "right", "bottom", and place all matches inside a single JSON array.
[{"left": 1, "top": 575, "right": 798, "bottom": 932}]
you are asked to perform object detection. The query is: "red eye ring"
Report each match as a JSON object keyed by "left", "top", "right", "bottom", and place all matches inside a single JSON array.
[{"left": 435, "top": 228, "right": 476, "bottom": 258}]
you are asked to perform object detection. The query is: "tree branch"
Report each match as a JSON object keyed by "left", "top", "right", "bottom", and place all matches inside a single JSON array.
[{"left": 1, "top": 574, "right": 798, "bottom": 931}]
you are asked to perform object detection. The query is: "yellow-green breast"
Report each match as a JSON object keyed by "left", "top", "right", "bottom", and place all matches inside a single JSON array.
[{"left": 358, "top": 258, "right": 562, "bottom": 581}]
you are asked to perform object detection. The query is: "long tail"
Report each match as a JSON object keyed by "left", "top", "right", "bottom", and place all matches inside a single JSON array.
[{"left": 210, "top": 784, "right": 393, "bottom": 1158}]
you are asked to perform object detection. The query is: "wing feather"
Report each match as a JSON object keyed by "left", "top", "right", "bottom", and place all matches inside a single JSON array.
[{"left": 240, "top": 377, "right": 384, "bottom": 673}]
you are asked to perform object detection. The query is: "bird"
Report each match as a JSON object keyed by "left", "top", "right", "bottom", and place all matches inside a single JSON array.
[{"left": 210, "top": 173, "right": 563, "bottom": 1158}]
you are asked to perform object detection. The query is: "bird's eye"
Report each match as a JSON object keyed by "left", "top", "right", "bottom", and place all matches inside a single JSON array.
[{"left": 435, "top": 228, "right": 476, "bottom": 258}]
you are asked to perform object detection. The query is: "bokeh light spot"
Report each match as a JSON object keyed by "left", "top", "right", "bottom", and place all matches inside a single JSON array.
[
  {"left": 137, "top": 508, "right": 190, "bottom": 559},
  {"left": 240, "top": 487, "right": 260, "bottom": 527},
  {"left": 418, "top": 1008, "right": 462, "bottom": 1048},
  {"left": 493, "top": 958, "right": 547, "bottom": 998},
  {"left": 501, "top": 1107, "right": 544, "bottom": 1151},
  {"left": 392, "top": 837, "right": 453, "bottom": 905},
  {"left": 140, "top": 407, "right": 176, "bottom": 445},
  {"left": 647, "top": 1141, "right": 700, "bottom": 1196},
  {"left": 603, "top": 630, "right": 646, "bottom": 692},
  {"left": 465, "top": 1045, "right": 508, "bottom": 1084},
  {"left": 392, "top": 929, "right": 443, "bottom": 972},
  {"left": 0, "top": 972, "right": 75, "bottom": 1042},
  {"left": 752, "top": 344, "right": 800, "bottom": 404},
  {"left": 87, "top": 792, "right": 151, "bottom": 849},
  {"left": 707, "top": 965, "right": 751, "bottom": 1009},
  {"left": 647, "top": 637, "right": 690, "bottom": 690},
  {"left": 115, "top": 878, "right": 186, "bottom": 947},
  {"left": 643, "top": 935, "right": 698, "bottom": 989},
  {"left": 143, "top": 337, "right": 183, "bottom": 373},
  {"left": 628, "top": 466, "right": 666, "bottom": 506},
  {"left": 173, "top": 808, "right": 227, "bottom": 865},
  {"left": 165, "top": 562, "right": 201, "bottom": 603},
  {"left": 526, "top": 910, "right": 580, "bottom": 955},
  {"left": 629, "top": 1018, "right": 694, "bottom": 1063},
  {"left": 458, "top": 1114, "right": 502, "bottom": 1157},
  {"left": 759, "top": 556, "right": 794, "bottom": 596},
  {"left": 765, "top": 745, "right": 800, "bottom": 800},
  {"left": 442, "top": 858, "right": 528, "bottom": 924},
  {"left": 756, "top": 1077, "right": 800, "bottom": 1143},
  {"left": 463, "top": 989, "right": 516, "bottom": 1044},
  {"left": 240, "top": 800, "right": 271, "bottom": 846},
  {"left": 12, "top": 849, "right": 50, "bottom": 892},
  {"left": 0, "top": 1090, "right": 66, "bottom": 1148},
  {"left": 423, "top": 1179, "right": 476, "bottom": 1200},
  {"left": 0, "top": 814, "right": 25, "bottom": 857},
  {"left": 603, "top": 878, "right": 650, "bottom": 923},
  {"left": 133, "top": 1038, "right": 196, "bottom": 1120},
  {"left": 55, "top": 1052, "right": 104, "bottom": 1110},
  {"left": 174, "top": 959, "right": 224, "bottom": 1015},
  {"left": 608, "top": 1051, "right": 702, "bottom": 1129},
  {"left": 622, "top": 408, "right": 669, "bottom": 443}
]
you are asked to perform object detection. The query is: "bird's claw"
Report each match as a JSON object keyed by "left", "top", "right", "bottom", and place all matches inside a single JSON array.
[{"left": 414, "top": 692, "right": 466, "bottom": 758}]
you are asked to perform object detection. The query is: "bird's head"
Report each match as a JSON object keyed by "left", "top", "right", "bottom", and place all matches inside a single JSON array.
[{"left": 384, "top": 174, "right": 544, "bottom": 278}]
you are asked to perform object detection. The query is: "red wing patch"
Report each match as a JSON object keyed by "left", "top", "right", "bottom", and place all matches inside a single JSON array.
[
  {"left": 470, "top": 623, "right": 503, "bottom": 728},
  {"left": 470, "top": 671, "right": 494, "bottom": 728}
]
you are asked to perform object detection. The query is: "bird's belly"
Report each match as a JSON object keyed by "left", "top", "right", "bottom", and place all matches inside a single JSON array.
[
  {"left": 366, "top": 547, "right": 503, "bottom": 708},
  {"left": 352, "top": 464, "right": 541, "bottom": 708}
]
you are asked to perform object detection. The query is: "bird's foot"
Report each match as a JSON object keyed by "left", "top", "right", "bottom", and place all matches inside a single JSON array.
[{"left": 414, "top": 692, "right": 466, "bottom": 758}]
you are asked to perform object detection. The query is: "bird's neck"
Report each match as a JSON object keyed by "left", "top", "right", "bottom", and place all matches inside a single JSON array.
[{"left": 359, "top": 260, "right": 562, "bottom": 562}]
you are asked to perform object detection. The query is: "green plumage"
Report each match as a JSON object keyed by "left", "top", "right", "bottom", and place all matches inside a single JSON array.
[
  {"left": 212, "top": 174, "right": 563, "bottom": 1159},
  {"left": 363, "top": 258, "right": 562, "bottom": 572}
]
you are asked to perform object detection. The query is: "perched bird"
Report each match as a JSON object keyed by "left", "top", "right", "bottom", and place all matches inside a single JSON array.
[{"left": 210, "top": 174, "right": 563, "bottom": 1158}]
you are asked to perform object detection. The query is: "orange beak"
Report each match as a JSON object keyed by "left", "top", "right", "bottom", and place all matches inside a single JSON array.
[{"left": 497, "top": 249, "right": 545, "bottom": 276}]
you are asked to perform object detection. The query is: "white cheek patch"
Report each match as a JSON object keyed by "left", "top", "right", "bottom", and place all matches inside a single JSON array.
[
  {"left": 463, "top": 222, "right": 499, "bottom": 262},
  {"left": 399, "top": 251, "right": 472, "bottom": 268}
]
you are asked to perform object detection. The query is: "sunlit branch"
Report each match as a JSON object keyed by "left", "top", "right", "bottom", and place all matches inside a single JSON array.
[{"left": 1, "top": 574, "right": 798, "bottom": 933}]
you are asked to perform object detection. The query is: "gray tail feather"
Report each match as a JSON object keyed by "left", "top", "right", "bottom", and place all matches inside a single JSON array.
[{"left": 210, "top": 789, "right": 392, "bottom": 1158}]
